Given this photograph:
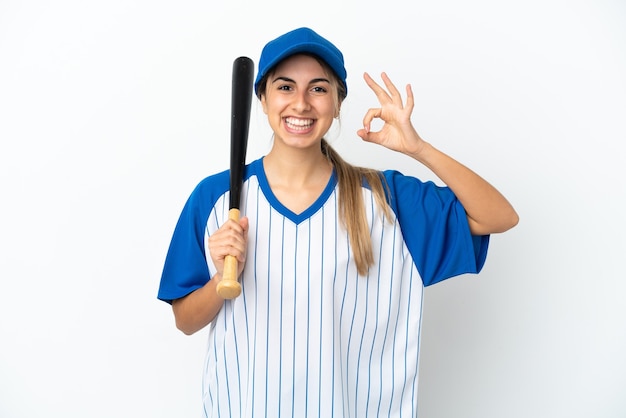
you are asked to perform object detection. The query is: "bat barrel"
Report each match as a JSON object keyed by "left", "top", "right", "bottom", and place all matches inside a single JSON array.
[{"left": 229, "top": 56, "right": 254, "bottom": 210}]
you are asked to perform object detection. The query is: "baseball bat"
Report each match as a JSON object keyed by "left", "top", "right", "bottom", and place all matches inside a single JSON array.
[{"left": 216, "top": 56, "right": 254, "bottom": 299}]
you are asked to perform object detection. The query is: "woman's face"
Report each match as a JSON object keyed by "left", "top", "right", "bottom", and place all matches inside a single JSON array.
[{"left": 261, "top": 54, "right": 339, "bottom": 151}]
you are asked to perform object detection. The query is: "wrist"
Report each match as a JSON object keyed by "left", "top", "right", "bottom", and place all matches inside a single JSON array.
[
  {"left": 210, "top": 272, "right": 226, "bottom": 300},
  {"left": 407, "top": 140, "right": 431, "bottom": 162}
]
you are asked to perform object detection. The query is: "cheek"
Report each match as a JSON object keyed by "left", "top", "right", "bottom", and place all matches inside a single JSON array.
[{"left": 321, "top": 100, "right": 338, "bottom": 118}]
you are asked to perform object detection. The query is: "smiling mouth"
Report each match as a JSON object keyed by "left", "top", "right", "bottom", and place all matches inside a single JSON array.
[{"left": 285, "top": 117, "right": 314, "bottom": 131}]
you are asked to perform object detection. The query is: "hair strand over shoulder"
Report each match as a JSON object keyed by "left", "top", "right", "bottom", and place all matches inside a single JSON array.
[{"left": 321, "top": 139, "right": 391, "bottom": 276}]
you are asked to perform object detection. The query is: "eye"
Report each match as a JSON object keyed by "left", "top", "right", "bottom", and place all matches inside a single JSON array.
[
  {"left": 310, "top": 85, "right": 328, "bottom": 94},
  {"left": 277, "top": 84, "right": 293, "bottom": 92}
]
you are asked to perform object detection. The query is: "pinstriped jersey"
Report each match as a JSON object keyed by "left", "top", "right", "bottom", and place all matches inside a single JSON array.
[{"left": 158, "top": 157, "right": 489, "bottom": 418}]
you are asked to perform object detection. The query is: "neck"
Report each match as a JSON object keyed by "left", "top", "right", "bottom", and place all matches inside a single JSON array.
[{"left": 263, "top": 145, "right": 332, "bottom": 188}]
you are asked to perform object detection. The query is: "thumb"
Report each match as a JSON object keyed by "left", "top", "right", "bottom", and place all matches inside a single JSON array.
[
  {"left": 357, "top": 127, "right": 382, "bottom": 145},
  {"left": 239, "top": 216, "right": 249, "bottom": 235}
]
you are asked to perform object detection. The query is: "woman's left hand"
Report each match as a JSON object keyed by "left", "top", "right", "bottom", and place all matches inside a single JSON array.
[{"left": 357, "top": 72, "right": 426, "bottom": 157}]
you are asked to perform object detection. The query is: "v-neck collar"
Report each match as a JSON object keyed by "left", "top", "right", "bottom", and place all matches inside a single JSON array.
[{"left": 253, "top": 157, "right": 337, "bottom": 225}]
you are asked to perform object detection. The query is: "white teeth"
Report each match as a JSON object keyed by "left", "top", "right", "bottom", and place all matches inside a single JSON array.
[{"left": 285, "top": 117, "right": 313, "bottom": 129}]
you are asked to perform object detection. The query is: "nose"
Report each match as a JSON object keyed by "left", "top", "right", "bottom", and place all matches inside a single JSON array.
[{"left": 291, "top": 89, "right": 311, "bottom": 113}]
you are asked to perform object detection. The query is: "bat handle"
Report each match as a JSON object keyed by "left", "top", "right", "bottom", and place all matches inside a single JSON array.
[{"left": 216, "top": 208, "right": 243, "bottom": 299}]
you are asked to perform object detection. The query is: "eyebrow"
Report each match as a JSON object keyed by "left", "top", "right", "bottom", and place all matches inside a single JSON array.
[{"left": 272, "top": 76, "right": 331, "bottom": 85}]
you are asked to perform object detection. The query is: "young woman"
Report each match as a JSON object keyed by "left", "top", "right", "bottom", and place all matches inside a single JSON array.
[{"left": 158, "top": 27, "right": 518, "bottom": 417}]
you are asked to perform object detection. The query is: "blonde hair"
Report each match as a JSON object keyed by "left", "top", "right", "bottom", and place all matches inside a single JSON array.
[
  {"left": 321, "top": 140, "right": 392, "bottom": 275},
  {"left": 258, "top": 54, "right": 392, "bottom": 275}
]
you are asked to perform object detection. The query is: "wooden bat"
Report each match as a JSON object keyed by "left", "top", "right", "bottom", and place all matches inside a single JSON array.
[{"left": 216, "top": 56, "right": 254, "bottom": 299}]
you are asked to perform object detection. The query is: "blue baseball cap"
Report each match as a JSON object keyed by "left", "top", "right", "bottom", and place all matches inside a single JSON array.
[{"left": 254, "top": 27, "right": 347, "bottom": 97}]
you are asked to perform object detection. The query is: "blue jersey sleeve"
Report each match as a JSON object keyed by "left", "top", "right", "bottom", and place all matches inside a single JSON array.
[
  {"left": 384, "top": 170, "right": 489, "bottom": 286},
  {"left": 157, "top": 171, "right": 230, "bottom": 304}
]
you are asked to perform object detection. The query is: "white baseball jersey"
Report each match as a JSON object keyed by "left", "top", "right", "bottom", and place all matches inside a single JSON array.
[{"left": 158, "top": 157, "right": 489, "bottom": 418}]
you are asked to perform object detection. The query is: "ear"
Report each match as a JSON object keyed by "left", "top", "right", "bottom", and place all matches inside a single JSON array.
[{"left": 260, "top": 94, "right": 268, "bottom": 114}]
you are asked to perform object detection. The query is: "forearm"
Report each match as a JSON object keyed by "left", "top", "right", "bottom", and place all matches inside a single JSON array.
[
  {"left": 172, "top": 274, "right": 225, "bottom": 335},
  {"left": 409, "top": 142, "right": 519, "bottom": 235}
]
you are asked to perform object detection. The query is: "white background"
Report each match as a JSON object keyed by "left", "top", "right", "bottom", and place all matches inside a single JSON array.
[{"left": 1, "top": 0, "right": 625, "bottom": 417}]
